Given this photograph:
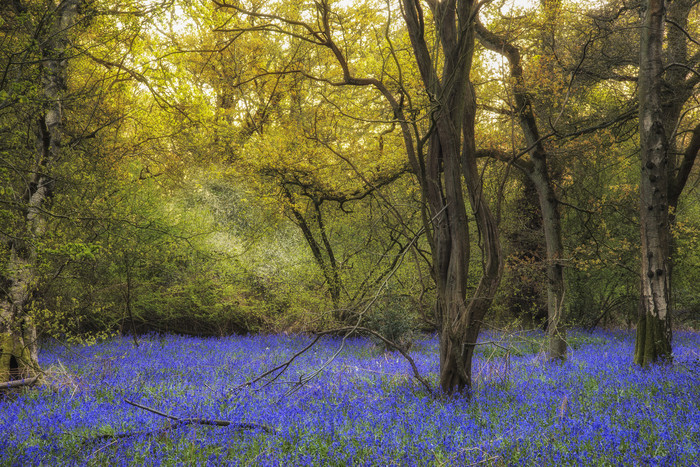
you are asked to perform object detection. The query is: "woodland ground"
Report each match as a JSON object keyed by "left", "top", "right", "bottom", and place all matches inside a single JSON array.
[{"left": 1, "top": 329, "right": 699, "bottom": 466}]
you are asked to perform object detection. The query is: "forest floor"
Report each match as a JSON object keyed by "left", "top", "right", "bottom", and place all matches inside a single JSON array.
[{"left": 1, "top": 329, "right": 699, "bottom": 466}]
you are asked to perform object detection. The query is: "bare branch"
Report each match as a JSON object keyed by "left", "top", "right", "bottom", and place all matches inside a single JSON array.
[
  {"left": 213, "top": 0, "right": 326, "bottom": 44},
  {"left": 665, "top": 18, "right": 700, "bottom": 47},
  {"left": 664, "top": 62, "right": 700, "bottom": 79},
  {"left": 341, "top": 325, "right": 433, "bottom": 393},
  {"left": 475, "top": 148, "right": 534, "bottom": 173},
  {"left": 670, "top": 123, "right": 700, "bottom": 208},
  {"left": 124, "top": 398, "right": 277, "bottom": 433}
]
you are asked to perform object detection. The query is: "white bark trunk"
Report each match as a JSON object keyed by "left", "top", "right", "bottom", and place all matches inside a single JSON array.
[
  {"left": 1, "top": 0, "right": 78, "bottom": 384},
  {"left": 635, "top": 0, "right": 672, "bottom": 366}
]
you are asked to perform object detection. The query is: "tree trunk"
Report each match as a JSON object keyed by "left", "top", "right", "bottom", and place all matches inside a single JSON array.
[
  {"left": 400, "top": 0, "right": 503, "bottom": 394},
  {"left": 635, "top": 0, "right": 672, "bottom": 366},
  {"left": 0, "top": 256, "right": 38, "bottom": 382},
  {"left": 282, "top": 187, "right": 343, "bottom": 314},
  {"left": 1, "top": 0, "right": 77, "bottom": 384},
  {"left": 531, "top": 169, "right": 567, "bottom": 360},
  {"left": 505, "top": 176, "right": 547, "bottom": 328},
  {"left": 475, "top": 20, "right": 567, "bottom": 360},
  {"left": 458, "top": 91, "right": 503, "bottom": 390}
]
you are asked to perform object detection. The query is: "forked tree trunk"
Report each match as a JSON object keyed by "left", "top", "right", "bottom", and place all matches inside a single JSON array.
[
  {"left": 282, "top": 188, "right": 343, "bottom": 314},
  {"left": 402, "top": 0, "right": 503, "bottom": 394},
  {"left": 223, "top": 0, "right": 503, "bottom": 394},
  {"left": 1, "top": 0, "right": 77, "bottom": 384},
  {"left": 634, "top": 0, "right": 672, "bottom": 366}
]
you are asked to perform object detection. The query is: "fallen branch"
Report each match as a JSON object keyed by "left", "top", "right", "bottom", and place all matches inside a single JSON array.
[
  {"left": 231, "top": 331, "right": 334, "bottom": 392},
  {"left": 230, "top": 324, "right": 434, "bottom": 401},
  {"left": 339, "top": 326, "right": 433, "bottom": 394},
  {"left": 124, "top": 398, "right": 277, "bottom": 433},
  {"left": 81, "top": 398, "right": 277, "bottom": 445},
  {"left": 0, "top": 376, "right": 39, "bottom": 390}
]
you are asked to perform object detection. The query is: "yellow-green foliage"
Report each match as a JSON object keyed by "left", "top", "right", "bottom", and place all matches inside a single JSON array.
[{"left": 27, "top": 299, "right": 114, "bottom": 346}]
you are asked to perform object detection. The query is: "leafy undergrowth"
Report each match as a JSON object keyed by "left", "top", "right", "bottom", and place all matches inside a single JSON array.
[{"left": 1, "top": 330, "right": 699, "bottom": 466}]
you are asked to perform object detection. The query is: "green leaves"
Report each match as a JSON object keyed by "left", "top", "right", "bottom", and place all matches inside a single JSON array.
[{"left": 45, "top": 242, "right": 101, "bottom": 262}]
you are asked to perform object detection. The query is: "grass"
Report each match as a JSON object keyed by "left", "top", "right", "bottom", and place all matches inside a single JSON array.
[{"left": 1, "top": 329, "right": 699, "bottom": 466}]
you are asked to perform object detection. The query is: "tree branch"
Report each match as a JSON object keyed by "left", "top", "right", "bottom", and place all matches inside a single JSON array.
[
  {"left": 665, "top": 18, "right": 700, "bottom": 47},
  {"left": 124, "top": 398, "right": 277, "bottom": 433},
  {"left": 670, "top": 123, "right": 700, "bottom": 208},
  {"left": 475, "top": 148, "right": 534, "bottom": 172}
]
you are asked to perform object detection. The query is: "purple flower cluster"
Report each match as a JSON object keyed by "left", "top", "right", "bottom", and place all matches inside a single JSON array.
[{"left": 1, "top": 329, "right": 698, "bottom": 465}]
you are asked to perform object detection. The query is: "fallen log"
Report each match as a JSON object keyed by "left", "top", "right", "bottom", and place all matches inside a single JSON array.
[{"left": 0, "top": 376, "right": 39, "bottom": 390}]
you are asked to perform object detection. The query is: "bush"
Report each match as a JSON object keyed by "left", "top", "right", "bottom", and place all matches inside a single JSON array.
[{"left": 364, "top": 293, "right": 416, "bottom": 351}]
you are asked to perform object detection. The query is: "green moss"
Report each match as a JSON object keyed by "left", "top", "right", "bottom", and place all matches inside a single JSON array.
[{"left": 0, "top": 331, "right": 36, "bottom": 382}]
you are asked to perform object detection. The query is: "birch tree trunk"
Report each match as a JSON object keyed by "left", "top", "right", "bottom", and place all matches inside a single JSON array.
[
  {"left": 634, "top": 0, "right": 700, "bottom": 365},
  {"left": 634, "top": 0, "right": 672, "bottom": 365},
  {"left": 1, "top": 0, "right": 77, "bottom": 383}
]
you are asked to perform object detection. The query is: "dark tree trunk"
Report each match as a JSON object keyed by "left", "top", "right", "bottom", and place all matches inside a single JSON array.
[
  {"left": 458, "top": 95, "right": 503, "bottom": 391},
  {"left": 635, "top": 0, "right": 672, "bottom": 366},
  {"left": 505, "top": 176, "right": 547, "bottom": 328},
  {"left": 476, "top": 19, "right": 567, "bottom": 360},
  {"left": 282, "top": 187, "right": 343, "bottom": 313},
  {"left": 402, "top": 0, "right": 503, "bottom": 394}
]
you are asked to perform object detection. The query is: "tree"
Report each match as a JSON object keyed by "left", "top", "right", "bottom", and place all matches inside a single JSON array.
[
  {"left": 485, "top": 0, "right": 644, "bottom": 333},
  {"left": 236, "top": 90, "right": 412, "bottom": 317},
  {"left": 635, "top": 0, "right": 672, "bottom": 365},
  {"left": 402, "top": 0, "right": 503, "bottom": 393},
  {"left": 1, "top": 0, "right": 79, "bottom": 383},
  {"left": 214, "top": 0, "right": 503, "bottom": 394},
  {"left": 635, "top": 0, "right": 700, "bottom": 366},
  {"left": 476, "top": 5, "right": 567, "bottom": 360},
  {"left": 1, "top": 0, "right": 191, "bottom": 381}
]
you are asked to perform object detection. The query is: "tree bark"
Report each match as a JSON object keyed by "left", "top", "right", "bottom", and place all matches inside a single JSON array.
[
  {"left": 505, "top": 175, "right": 547, "bottom": 328},
  {"left": 402, "top": 0, "right": 503, "bottom": 394},
  {"left": 475, "top": 20, "right": 567, "bottom": 360},
  {"left": 532, "top": 168, "right": 567, "bottom": 361},
  {"left": 634, "top": 0, "right": 672, "bottom": 366},
  {"left": 1, "top": 0, "right": 77, "bottom": 383}
]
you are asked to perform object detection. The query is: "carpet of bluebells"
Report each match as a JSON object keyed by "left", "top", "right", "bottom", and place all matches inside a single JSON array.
[{"left": 1, "top": 329, "right": 699, "bottom": 466}]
